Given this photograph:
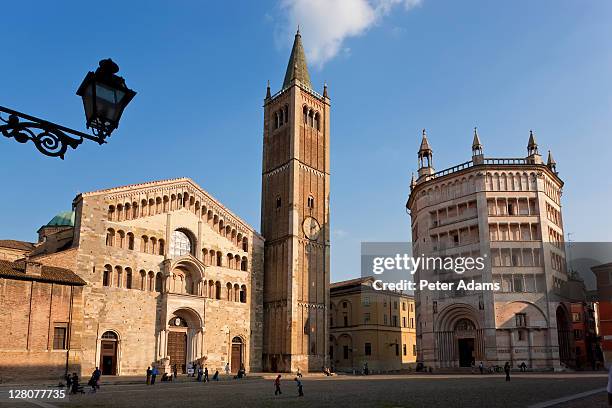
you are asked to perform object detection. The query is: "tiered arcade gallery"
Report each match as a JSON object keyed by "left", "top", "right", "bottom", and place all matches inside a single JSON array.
[{"left": 407, "top": 129, "right": 571, "bottom": 370}]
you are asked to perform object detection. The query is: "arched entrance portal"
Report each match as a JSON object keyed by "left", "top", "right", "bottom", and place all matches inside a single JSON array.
[
  {"left": 165, "top": 308, "right": 204, "bottom": 374},
  {"left": 231, "top": 337, "right": 243, "bottom": 373},
  {"left": 100, "top": 331, "right": 119, "bottom": 375},
  {"left": 454, "top": 319, "right": 476, "bottom": 367},
  {"left": 167, "top": 317, "right": 188, "bottom": 373},
  {"left": 556, "top": 305, "right": 571, "bottom": 366}
]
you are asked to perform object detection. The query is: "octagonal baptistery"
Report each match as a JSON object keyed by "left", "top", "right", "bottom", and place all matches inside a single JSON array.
[
  {"left": 406, "top": 130, "right": 569, "bottom": 370},
  {"left": 71, "top": 178, "right": 264, "bottom": 375}
]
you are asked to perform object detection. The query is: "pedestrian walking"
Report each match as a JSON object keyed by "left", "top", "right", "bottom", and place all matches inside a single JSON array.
[
  {"left": 274, "top": 375, "right": 282, "bottom": 395},
  {"left": 212, "top": 370, "right": 219, "bottom": 381},
  {"left": 504, "top": 362, "right": 511, "bottom": 382},
  {"left": 146, "top": 367, "right": 152, "bottom": 385},
  {"left": 296, "top": 367, "right": 302, "bottom": 378},
  {"left": 478, "top": 361, "right": 484, "bottom": 374},
  {"left": 70, "top": 373, "right": 80, "bottom": 395},
  {"left": 225, "top": 363, "right": 230, "bottom": 376},
  {"left": 173, "top": 364, "right": 177, "bottom": 379},
  {"left": 151, "top": 366, "right": 159, "bottom": 385},
  {"left": 197, "top": 367, "right": 203, "bottom": 382},
  {"left": 294, "top": 377, "right": 304, "bottom": 397},
  {"left": 89, "top": 367, "right": 101, "bottom": 393},
  {"left": 204, "top": 367, "right": 209, "bottom": 382}
]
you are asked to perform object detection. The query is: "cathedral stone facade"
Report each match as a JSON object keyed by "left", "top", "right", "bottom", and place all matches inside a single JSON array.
[
  {"left": 0, "top": 31, "right": 331, "bottom": 380},
  {"left": 407, "top": 129, "right": 570, "bottom": 370}
]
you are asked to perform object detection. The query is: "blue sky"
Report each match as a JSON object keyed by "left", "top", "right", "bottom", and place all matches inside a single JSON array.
[{"left": 1, "top": 1, "right": 611, "bottom": 283}]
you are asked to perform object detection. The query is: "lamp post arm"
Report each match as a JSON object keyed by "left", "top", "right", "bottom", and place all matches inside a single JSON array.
[{"left": 0, "top": 105, "right": 106, "bottom": 159}]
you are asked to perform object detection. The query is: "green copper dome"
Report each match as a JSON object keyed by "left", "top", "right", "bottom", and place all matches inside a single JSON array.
[{"left": 46, "top": 211, "right": 75, "bottom": 227}]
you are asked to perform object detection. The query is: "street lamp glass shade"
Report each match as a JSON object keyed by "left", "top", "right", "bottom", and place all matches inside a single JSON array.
[{"left": 76, "top": 59, "right": 136, "bottom": 138}]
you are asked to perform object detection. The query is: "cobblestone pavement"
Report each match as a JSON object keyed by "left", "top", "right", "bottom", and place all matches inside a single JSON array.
[{"left": 0, "top": 373, "right": 607, "bottom": 408}]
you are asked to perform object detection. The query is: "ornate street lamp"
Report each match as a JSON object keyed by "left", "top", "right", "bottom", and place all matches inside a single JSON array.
[{"left": 0, "top": 58, "right": 136, "bottom": 159}]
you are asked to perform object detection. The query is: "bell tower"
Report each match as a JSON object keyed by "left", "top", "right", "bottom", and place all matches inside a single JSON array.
[{"left": 261, "top": 30, "right": 330, "bottom": 372}]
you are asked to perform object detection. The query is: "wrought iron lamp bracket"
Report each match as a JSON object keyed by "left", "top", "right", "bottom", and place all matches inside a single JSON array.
[{"left": 0, "top": 106, "right": 105, "bottom": 159}]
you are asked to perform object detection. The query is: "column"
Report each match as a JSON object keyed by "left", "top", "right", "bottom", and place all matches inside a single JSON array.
[{"left": 527, "top": 329, "right": 533, "bottom": 368}]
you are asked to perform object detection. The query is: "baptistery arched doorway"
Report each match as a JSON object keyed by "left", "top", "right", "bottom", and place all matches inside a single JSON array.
[{"left": 454, "top": 318, "right": 476, "bottom": 367}]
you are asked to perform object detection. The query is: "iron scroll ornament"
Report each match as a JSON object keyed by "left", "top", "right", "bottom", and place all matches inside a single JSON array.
[{"left": 0, "top": 106, "right": 105, "bottom": 159}]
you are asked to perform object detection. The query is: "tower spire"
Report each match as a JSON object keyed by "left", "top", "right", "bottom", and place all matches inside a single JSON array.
[
  {"left": 265, "top": 80, "right": 271, "bottom": 99},
  {"left": 282, "top": 29, "right": 312, "bottom": 90},
  {"left": 417, "top": 129, "right": 434, "bottom": 178},
  {"left": 547, "top": 150, "right": 557, "bottom": 174},
  {"left": 527, "top": 130, "right": 539, "bottom": 156},
  {"left": 472, "top": 127, "right": 482, "bottom": 151},
  {"left": 472, "top": 127, "right": 484, "bottom": 163}
]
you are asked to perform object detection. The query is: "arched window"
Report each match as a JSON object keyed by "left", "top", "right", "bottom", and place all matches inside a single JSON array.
[
  {"left": 314, "top": 112, "right": 320, "bottom": 130},
  {"left": 139, "top": 270, "right": 146, "bottom": 290},
  {"left": 124, "top": 203, "right": 131, "bottom": 220},
  {"left": 103, "top": 265, "right": 112, "bottom": 286},
  {"left": 284, "top": 105, "right": 288, "bottom": 124},
  {"left": 240, "top": 285, "right": 247, "bottom": 303},
  {"left": 141, "top": 199, "right": 147, "bottom": 217},
  {"left": 216, "top": 251, "right": 222, "bottom": 266},
  {"left": 127, "top": 233, "right": 135, "bottom": 250},
  {"left": 158, "top": 239, "right": 165, "bottom": 255},
  {"left": 234, "top": 255, "right": 241, "bottom": 270},
  {"left": 125, "top": 267, "right": 133, "bottom": 289},
  {"left": 132, "top": 202, "right": 138, "bottom": 219},
  {"left": 303, "top": 106, "right": 308, "bottom": 124},
  {"left": 241, "top": 256, "right": 248, "bottom": 271},
  {"left": 155, "top": 272, "right": 163, "bottom": 293},
  {"left": 226, "top": 282, "right": 233, "bottom": 301},
  {"left": 208, "top": 280, "right": 214, "bottom": 298},
  {"left": 234, "top": 284, "right": 240, "bottom": 302},
  {"left": 116, "top": 204, "right": 123, "bottom": 221},
  {"left": 307, "top": 195, "right": 315, "bottom": 209},
  {"left": 114, "top": 266, "right": 122, "bottom": 288},
  {"left": 148, "top": 198, "right": 155, "bottom": 215},
  {"left": 102, "top": 331, "right": 118, "bottom": 340},
  {"left": 215, "top": 281, "right": 221, "bottom": 299},
  {"left": 106, "top": 229, "right": 115, "bottom": 246},
  {"left": 117, "top": 230, "right": 125, "bottom": 249},
  {"left": 150, "top": 237, "right": 157, "bottom": 255},
  {"left": 148, "top": 271, "right": 155, "bottom": 292},
  {"left": 108, "top": 205, "right": 115, "bottom": 221},
  {"left": 308, "top": 110, "right": 314, "bottom": 127},
  {"left": 169, "top": 230, "right": 193, "bottom": 257},
  {"left": 242, "top": 237, "right": 248, "bottom": 252}
]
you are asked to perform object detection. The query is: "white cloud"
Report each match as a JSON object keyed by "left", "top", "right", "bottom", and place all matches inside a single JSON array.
[{"left": 278, "top": 0, "right": 422, "bottom": 67}]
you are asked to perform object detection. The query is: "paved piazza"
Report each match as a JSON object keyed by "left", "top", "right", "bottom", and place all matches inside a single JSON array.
[{"left": 0, "top": 373, "right": 607, "bottom": 408}]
